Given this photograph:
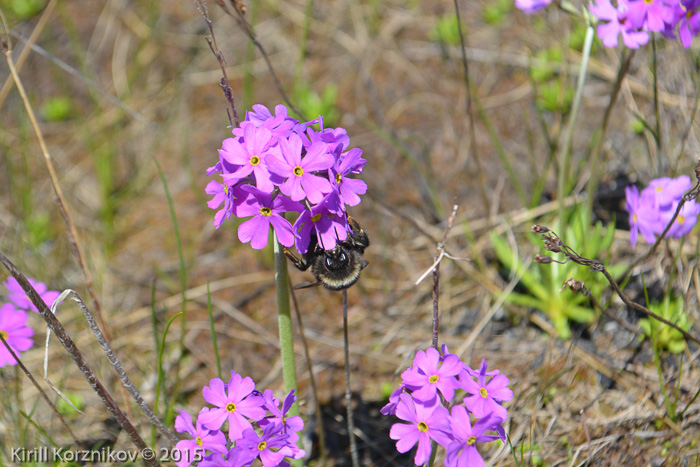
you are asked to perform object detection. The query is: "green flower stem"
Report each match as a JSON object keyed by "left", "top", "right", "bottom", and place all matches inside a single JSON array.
[
  {"left": 273, "top": 234, "right": 303, "bottom": 466},
  {"left": 557, "top": 20, "right": 594, "bottom": 237}
]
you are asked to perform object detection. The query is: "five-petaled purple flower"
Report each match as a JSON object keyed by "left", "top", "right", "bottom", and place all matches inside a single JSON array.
[
  {"left": 198, "top": 372, "right": 266, "bottom": 440},
  {"left": 0, "top": 303, "right": 34, "bottom": 367},
  {"left": 401, "top": 347, "right": 462, "bottom": 404},
  {"left": 389, "top": 394, "right": 452, "bottom": 466},
  {"left": 236, "top": 186, "right": 303, "bottom": 250},
  {"left": 445, "top": 407, "right": 502, "bottom": 467},
  {"left": 261, "top": 389, "right": 305, "bottom": 443},
  {"left": 460, "top": 359, "right": 513, "bottom": 420},
  {"left": 173, "top": 408, "right": 227, "bottom": 467},
  {"left": 267, "top": 134, "right": 334, "bottom": 204}
]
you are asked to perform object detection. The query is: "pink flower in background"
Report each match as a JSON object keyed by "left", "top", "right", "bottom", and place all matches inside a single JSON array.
[
  {"left": 4, "top": 276, "right": 60, "bottom": 313},
  {"left": 590, "top": 0, "right": 650, "bottom": 48},
  {"left": 0, "top": 304, "right": 34, "bottom": 367},
  {"left": 515, "top": 0, "right": 554, "bottom": 14},
  {"left": 626, "top": 175, "right": 699, "bottom": 247}
]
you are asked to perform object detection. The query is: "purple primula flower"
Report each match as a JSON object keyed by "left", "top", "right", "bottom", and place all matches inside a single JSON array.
[
  {"left": 0, "top": 304, "right": 33, "bottom": 367},
  {"left": 627, "top": 0, "right": 674, "bottom": 31},
  {"left": 205, "top": 180, "right": 245, "bottom": 229},
  {"left": 206, "top": 104, "right": 366, "bottom": 259},
  {"left": 389, "top": 394, "right": 452, "bottom": 466},
  {"left": 199, "top": 447, "right": 257, "bottom": 467},
  {"left": 236, "top": 186, "right": 304, "bottom": 250},
  {"left": 647, "top": 175, "right": 691, "bottom": 209},
  {"left": 198, "top": 372, "right": 266, "bottom": 440},
  {"left": 515, "top": 0, "right": 554, "bottom": 14},
  {"left": 260, "top": 389, "right": 304, "bottom": 443},
  {"left": 4, "top": 277, "right": 60, "bottom": 313},
  {"left": 329, "top": 148, "right": 368, "bottom": 208},
  {"left": 380, "top": 385, "right": 405, "bottom": 416},
  {"left": 305, "top": 121, "right": 350, "bottom": 155},
  {"left": 444, "top": 406, "right": 502, "bottom": 467},
  {"left": 240, "top": 104, "right": 295, "bottom": 140},
  {"left": 626, "top": 185, "right": 663, "bottom": 247},
  {"left": 220, "top": 124, "right": 281, "bottom": 192},
  {"left": 662, "top": 199, "right": 700, "bottom": 238},
  {"left": 173, "top": 409, "right": 227, "bottom": 467},
  {"left": 236, "top": 423, "right": 300, "bottom": 467},
  {"left": 460, "top": 359, "right": 513, "bottom": 420},
  {"left": 294, "top": 200, "right": 349, "bottom": 254},
  {"left": 590, "top": 0, "right": 650, "bottom": 48},
  {"left": 401, "top": 347, "right": 462, "bottom": 404},
  {"left": 676, "top": 0, "right": 700, "bottom": 47},
  {"left": 266, "top": 133, "right": 334, "bottom": 203},
  {"left": 206, "top": 160, "right": 223, "bottom": 177}
]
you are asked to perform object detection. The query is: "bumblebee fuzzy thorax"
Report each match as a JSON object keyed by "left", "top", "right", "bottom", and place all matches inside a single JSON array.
[
  {"left": 284, "top": 216, "right": 370, "bottom": 290},
  {"left": 311, "top": 245, "right": 369, "bottom": 290}
]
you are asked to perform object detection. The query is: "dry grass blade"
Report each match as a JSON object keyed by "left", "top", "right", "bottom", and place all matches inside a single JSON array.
[{"left": 0, "top": 253, "right": 160, "bottom": 466}]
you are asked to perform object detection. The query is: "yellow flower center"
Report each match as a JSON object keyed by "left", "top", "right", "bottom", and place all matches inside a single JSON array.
[
  {"left": 257, "top": 441, "right": 267, "bottom": 451},
  {"left": 467, "top": 435, "right": 477, "bottom": 446},
  {"left": 226, "top": 402, "right": 237, "bottom": 413},
  {"left": 0, "top": 330, "right": 7, "bottom": 340},
  {"left": 633, "top": 213, "right": 638, "bottom": 223},
  {"left": 223, "top": 184, "right": 229, "bottom": 195},
  {"left": 417, "top": 421, "right": 429, "bottom": 433},
  {"left": 480, "top": 387, "right": 488, "bottom": 398},
  {"left": 677, "top": 215, "right": 686, "bottom": 224},
  {"left": 428, "top": 375, "right": 439, "bottom": 384},
  {"left": 311, "top": 213, "right": 322, "bottom": 223},
  {"left": 195, "top": 436, "right": 203, "bottom": 447},
  {"left": 260, "top": 207, "right": 272, "bottom": 217},
  {"left": 250, "top": 155, "right": 260, "bottom": 166},
  {"left": 293, "top": 166, "right": 304, "bottom": 177},
  {"left": 335, "top": 173, "right": 342, "bottom": 184},
  {"left": 655, "top": 186, "right": 663, "bottom": 192}
]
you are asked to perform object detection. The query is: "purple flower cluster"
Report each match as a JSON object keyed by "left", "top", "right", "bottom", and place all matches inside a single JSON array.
[
  {"left": 382, "top": 347, "right": 512, "bottom": 467},
  {"left": 590, "top": 0, "right": 700, "bottom": 48},
  {"left": 173, "top": 370, "right": 304, "bottom": 467},
  {"left": 625, "top": 175, "right": 700, "bottom": 247},
  {"left": 515, "top": 0, "right": 700, "bottom": 49},
  {"left": 515, "top": 0, "right": 554, "bottom": 14},
  {"left": 0, "top": 277, "right": 58, "bottom": 367},
  {"left": 206, "top": 105, "right": 367, "bottom": 253}
]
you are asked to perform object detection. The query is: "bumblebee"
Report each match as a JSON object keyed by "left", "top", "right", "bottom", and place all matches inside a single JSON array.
[{"left": 284, "top": 216, "right": 369, "bottom": 290}]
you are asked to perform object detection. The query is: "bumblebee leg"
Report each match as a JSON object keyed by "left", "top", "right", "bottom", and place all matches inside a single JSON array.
[{"left": 283, "top": 248, "right": 309, "bottom": 271}]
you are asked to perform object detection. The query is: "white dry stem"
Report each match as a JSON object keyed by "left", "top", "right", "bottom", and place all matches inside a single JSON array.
[{"left": 43, "top": 289, "right": 178, "bottom": 444}]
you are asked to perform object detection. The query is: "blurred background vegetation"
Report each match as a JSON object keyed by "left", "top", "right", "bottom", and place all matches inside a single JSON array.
[{"left": 1, "top": 0, "right": 699, "bottom": 465}]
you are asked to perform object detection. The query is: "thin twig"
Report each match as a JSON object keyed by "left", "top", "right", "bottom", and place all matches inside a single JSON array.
[
  {"left": 0, "top": 333, "right": 80, "bottom": 446},
  {"left": 195, "top": 0, "right": 239, "bottom": 127},
  {"left": 57, "top": 289, "right": 178, "bottom": 444},
  {"left": 2, "top": 42, "right": 108, "bottom": 342},
  {"left": 0, "top": 253, "right": 159, "bottom": 466},
  {"left": 431, "top": 204, "right": 459, "bottom": 349},
  {"left": 343, "top": 290, "right": 360, "bottom": 467},
  {"left": 453, "top": 0, "right": 489, "bottom": 211},
  {"left": 2, "top": 29, "right": 142, "bottom": 426},
  {"left": 0, "top": 0, "right": 57, "bottom": 111},
  {"left": 211, "top": 0, "right": 303, "bottom": 118},
  {"left": 533, "top": 226, "right": 700, "bottom": 347}
]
